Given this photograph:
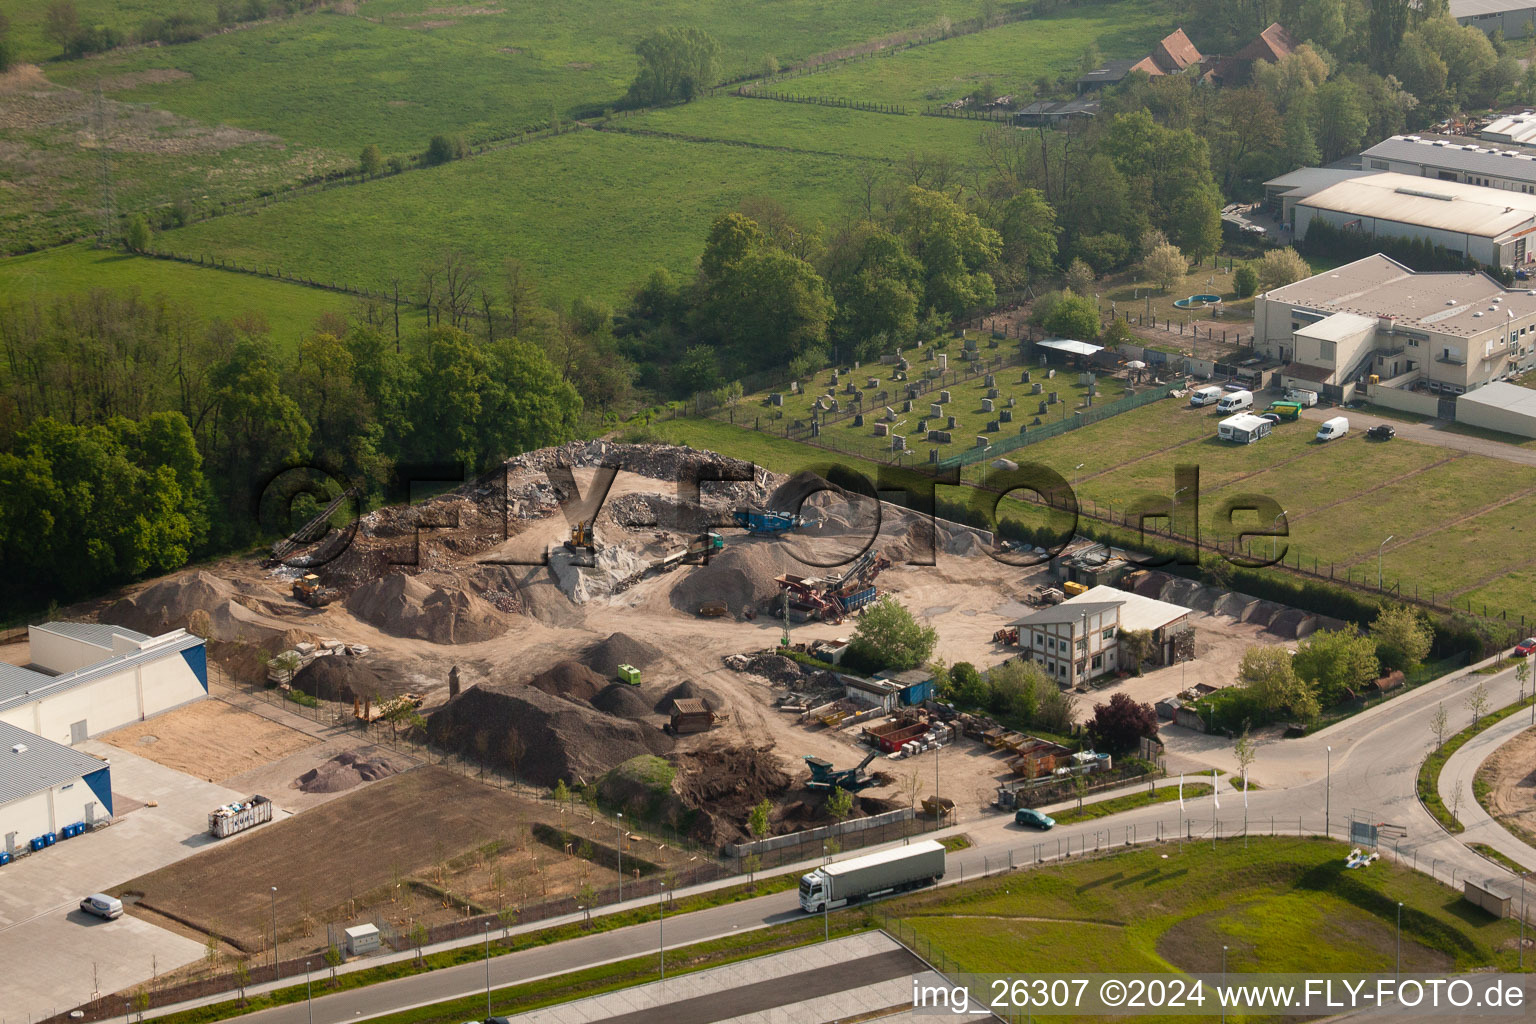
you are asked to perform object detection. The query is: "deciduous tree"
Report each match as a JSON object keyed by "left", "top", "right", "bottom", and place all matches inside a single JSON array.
[
  {"left": 626, "top": 27, "right": 721, "bottom": 106},
  {"left": 1087, "top": 693, "right": 1159, "bottom": 754},
  {"left": 849, "top": 595, "right": 938, "bottom": 671}
]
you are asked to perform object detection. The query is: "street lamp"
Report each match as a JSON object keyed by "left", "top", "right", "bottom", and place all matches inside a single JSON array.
[
  {"left": 616, "top": 812, "right": 624, "bottom": 903},
  {"left": 658, "top": 883, "right": 666, "bottom": 980},
  {"left": 1172, "top": 486, "right": 1189, "bottom": 536},
  {"left": 305, "top": 960, "right": 313, "bottom": 1024},
  {"left": 1325, "top": 746, "right": 1332, "bottom": 838},
  {"left": 484, "top": 921, "right": 492, "bottom": 1019},
  {"left": 1521, "top": 871, "right": 1529, "bottom": 971},
  {"left": 933, "top": 743, "right": 941, "bottom": 832},
  {"left": 1220, "top": 945, "right": 1228, "bottom": 1024},
  {"left": 1378, "top": 535, "right": 1394, "bottom": 590},
  {"left": 1270, "top": 510, "right": 1288, "bottom": 562},
  {"left": 270, "top": 886, "right": 278, "bottom": 978}
]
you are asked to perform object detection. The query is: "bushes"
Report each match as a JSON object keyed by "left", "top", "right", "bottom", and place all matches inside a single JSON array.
[
  {"left": 1233, "top": 264, "right": 1257, "bottom": 298},
  {"left": 424, "top": 134, "right": 469, "bottom": 165}
]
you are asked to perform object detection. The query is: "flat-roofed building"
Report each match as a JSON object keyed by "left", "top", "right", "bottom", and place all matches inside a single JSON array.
[
  {"left": 1294, "top": 172, "right": 1536, "bottom": 268},
  {"left": 1455, "top": 380, "right": 1536, "bottom": 436},
  {"left": 1452, "top": 0, "right": 1536, "bottom": 39},
  {"left": 1254, "top": 254, "right": 1536, "bottom": 401},
  {"left": 1358, "top": 135, "right": 1536, "bottom": 193}
]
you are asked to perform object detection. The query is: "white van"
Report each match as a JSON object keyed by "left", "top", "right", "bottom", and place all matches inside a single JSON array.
[
  {"left": 1315, "top": 416, "right": 1349, "bottom": 441},
  {"left": 1284, "top": 388, "right": 1319, "bottom": 407},
  {"left": 1215, "top": 389, "right": 1253, "bottom": 413},
  {"left": 1189, "top": 386, "right": 1223, "bottom": 407},
  {"left": 80, "top": 894, "right": 123, "bottom": 920}
]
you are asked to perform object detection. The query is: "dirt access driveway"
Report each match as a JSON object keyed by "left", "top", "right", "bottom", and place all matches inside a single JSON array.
[{"left": 1299, "top": 406, "right": 1536, "bottom": 467}]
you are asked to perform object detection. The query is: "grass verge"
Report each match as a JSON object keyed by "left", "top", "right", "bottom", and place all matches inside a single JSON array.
[
  {"left": 1467, "top": 842, "right": 1531, "bottom": 875},
  {"left": 1417, "top": 694, "right": 1536, "bottom": 834},
  {"left": 1050, "top": 784, "right": 1212, "bottom": 826}
]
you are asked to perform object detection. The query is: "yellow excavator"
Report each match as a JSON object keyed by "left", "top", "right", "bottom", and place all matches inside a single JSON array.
[{"left": 565, "top": 519, "right": 597, "bottom": 554}]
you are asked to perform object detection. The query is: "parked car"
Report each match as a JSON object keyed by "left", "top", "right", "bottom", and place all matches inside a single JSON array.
[
  {"left": 79, "top": 894, "right": 123, "bottom": 920},
  {"left": 1514, "top": 638, "right": 1536, "bottom": 657},
  {"left": 1367, "top": 424, "right": 1396, "bottom": 441},
  {"left": 1014, "top": 808, "right": 1056, "bottom": 830},
  {"left": 1260, "top": 412, "right": 1283, "bottom": 425}
]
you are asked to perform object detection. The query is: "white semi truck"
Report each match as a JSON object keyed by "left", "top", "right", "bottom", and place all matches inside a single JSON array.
[{"left": 798, "top": 840, "right": 946, "bottom": 912}]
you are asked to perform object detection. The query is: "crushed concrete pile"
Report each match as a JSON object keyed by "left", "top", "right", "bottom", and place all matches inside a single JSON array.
[
  {"left": 295, "top": 751, "right": 404, "bottom": 794},
  {"left": 668, "top": 542, "right": 801, "bottom": 618},
  {"left": 591, "top": 683, "right": 655, "bottom": 719},
  {"left": 527, "top": 659, "right": 609, "bottom": 703},
  {"left": 505, "top": 440, "right": 764, "bottom": 490},
  {"left": 104, "top": 571, "right": 264, "bottom": 640},
  {"left": 582, "top": 632, "right": 662, "bottom": 677},
  {"left": 655, "top": 679, "right": 722, "bottom": 713},
  {"left": 738, "top": 653, "right": 806, "bottom": 686},
  {"left": 428, "top": 684, "right": 672, "bottom": 787},
  {"left": 344, "top": 574, "right": 507, "bottom": 644},
  {"left": 210, "top": 628, "right": 321, "bottom": 685},
  {"left": 291, "top": 653, "right": 405, "bottom": 702},
  {"left": 548, "top": 544, "right": 650, "bottom": 605},
  {"left": 768, "top": 470, "right": 851, "bottom": 513},
  {"left": 670, "top": 745, "right": 793, "bottom": 846}
]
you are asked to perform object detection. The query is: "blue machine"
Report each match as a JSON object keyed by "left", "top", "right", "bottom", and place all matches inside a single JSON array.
[{"left": 732, "top": 508, "right": 805, "bottom": 535}]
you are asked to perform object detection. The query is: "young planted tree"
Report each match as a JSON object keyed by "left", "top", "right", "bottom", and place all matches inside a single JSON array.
[
  {"left": 1117, "top": 630, "right": 1156, "bottom": 676},
  {"left": 826, "top": 785, "right": 855, "bottom": 822},
  {"left": 748, "top": 797, "right": 772, "bottom": 840},
  {"left": 1233, "top": 729, "right": 1258, "bottom": 782},
  {"left": 742, "top": 852, "right": 763, "bottom": 889},
  {"left": 322, "top": 941, "right": 342, "bottom": 983},
  {"left": 1465, "top": 681, "right": 1490, "bottom": 730}
]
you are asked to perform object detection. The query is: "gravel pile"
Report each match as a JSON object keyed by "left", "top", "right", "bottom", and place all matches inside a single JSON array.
[
  {"left": 344, "top": 574, "right": 507, "bottom": 644},
  {"left": 581, "top": 632, "right": 662, "bottom": 678},
  {"left": 295, "top": 751, "right": 404, "bottom": 794},
  {"left": 591, "top": 683, "right": 655, "bottom": 719}
]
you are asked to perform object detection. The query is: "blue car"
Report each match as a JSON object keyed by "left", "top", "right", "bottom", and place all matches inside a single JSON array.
[{"left": 1014, "top": 808, "right": 1055, "bottom": 830}]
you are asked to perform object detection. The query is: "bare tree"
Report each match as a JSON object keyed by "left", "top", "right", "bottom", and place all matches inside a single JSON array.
[
  {"left": 502, "top": 258, "right": 540, "bottom": 336},
  {"left": 1465, "top": 682, "right": 1490, "bottom": 731},
  {"left": 1430, "top": 702, "right": 1449, "bottom": 750},
  {"left": 1233, "top": 729, "right": 1258, "bottom": 781},
  {"left": 439, "top": 250, "right": 481, "bottom": 331}
]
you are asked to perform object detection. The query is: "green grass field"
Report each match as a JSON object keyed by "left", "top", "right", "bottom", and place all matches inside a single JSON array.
[
  {"left": 0, "top": 244, "right": 348, "bottom": 348},
  {"left": 42, "top": 0, "right": 989, "bottom": 152},
  {"left": 891, "top": 838, "right": 1527, "bottom": 1007},
  {"left": 787, "top": 2, "right": 1167, "bottom": 107},
  {"left": 156, "top": 128, "right": 858, "bottom": 304}
]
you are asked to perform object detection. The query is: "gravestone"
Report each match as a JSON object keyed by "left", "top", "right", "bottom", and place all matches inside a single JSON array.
[
  {"left": 829, "top": 398, "right": 840, "bottom": 412},
  {"left": 937, "top": 353, "right": 948, "bottom": 370},
  {"left": 1000, "top": 409, "right": 1013, "bottom": 423},
  {"left": 790, "top": 381, "right": 801, "bottom": 394},
  {"left": 1007, "top": 396, "right": 1016, "bottom": 407},
  {"left": 873, "top": 422, "right": 889, "bottom": 437},
  {"left": 965, "top": 337, "right": 978, "bottom": 351},
  {"left": 1046, "top": 368, "right": 1056, "bottom": 379},
  {"left": 940, "top": 390, "right": 952, "bottom": 403},
  {"left": 929, "top": 449, "right": 939, "bottom": 464},
  {"left": 1048, "top": 392, "right": 1058, "bottom": 405},
  {"left": 928, "top": 430, "right": 953, "bottom": 443},
  {"left": 946, "top": 415, "right": 957, "bottom": 429},
  {"left": 975, "top": 436, "right": 989, "bottom": 448},
  {"left": 1031, "top": 382, "right": 1043, "bottom": 395},
  {"left": 930, "top": 403, "right": 944, "bottom": 419},
  {"left": 895, "top": 370, "right": 907, "bottom": 381},
  {"left": 981, "top": 398, "right": 994, "bottom": 412},
  {"left": 853, "top": 413, "right": 864, "bottom": 427},
  {"left": 866, "top": 376, "right": 879, "bottom": 389},
  {"left": 1021, "top": 370, "right": 1031, "bottom": 383},
  {"left": 770, "top": 393, "right": 783, "bottom": 406},
  {"left": 892, "top": 434, "right": 906, "bottom": 452},
  {"left": 917, "top": 418, "right": 928, "bottom": 432},
  {"left": 987, "top": 388, "right": 999, "bottom": 400},
  {"left": 987, "top": 420, "right": 999, "bottom": 432},
  {"left": 984, "top": 374, "right": 995, "bottom": 388},
  {"left": 810, "top": 420, "right": 820, "bottom": 436},
  {"left": 1038, "top": 400, "right": 1048, "bottom": 414},
  {"left": 885, "top": 406, "right": 897, "bottom": 421},
  {"left": 1032, "top": 416, "right": 1042, "bottom": 425},
  {"left": 902, "top": 400, "right": 913, "bottom": 413},
  {"left": 846, "top": 382, "right": 857, "bottom": 394}
]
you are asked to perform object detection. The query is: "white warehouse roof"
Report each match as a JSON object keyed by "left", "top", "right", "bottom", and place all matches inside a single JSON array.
[
  {"left": 1264, "top": 167, "right": 1378, "bottom": 198},
  {"left": 1458, "top": 380, "right": 1536, "bottom": 414},
  {"left": 1298, "top": 172, "right": 1536, "bottom": 239},
  {"left": 32, "top": 622, "right": 150, "bottom": 650},
  {"left": 1073, "top": 585, "right": 1191, "bottom": 633},
  {"left": 1361, "top": 135, "right": 1536, "bottom": 180},
  {"left": 0, "top": 720, "right": 108, "bottom": 808},
  {"left": 1451, "top": 0, "right": 1536, "bottom": 16},
  {"left": 1293, "top": 311, "right": 1379, "bottom": 342},
  {"left": 0, "top": 628, "right": 204, "bottom": 715}
]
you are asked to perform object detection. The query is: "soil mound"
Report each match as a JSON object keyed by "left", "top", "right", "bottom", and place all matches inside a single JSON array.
[
  {"left": 668, "top": 543, "right": 797, "bottom": 618},
  {"left": 428, "top": 684, "right": 672, "bottom": 787},
  {"left": 295, "top": 751, "right": 404, "bottom": 794},
  {"left": 344, "top": 574, "right": 506, "bottom": 644},
  {"left": 582, "top": 632, "right": 662, "bottom": 678},
  {"left": 591, "top": 683, "right": 654, "bottom": 719},
  {"left": 103, "top": 570, "right": 260, "bottom": 640},
  {"left": 211, "top": 629, "right": 321, "bottom": 684},
  {"left": 654, "top": 679, "right": 722, "bottom": 713},
  {"left": 670, "top": 745, "right": 793, "bottom": 846},
  {"left": 527, "top": 659, "right": 608, "bottom": 702},
  {"left": 291, "top": 654, "right": 402, "bottom": 703},
  {"left": 768, "top": 470, "right": 849, "bottom": 513}
]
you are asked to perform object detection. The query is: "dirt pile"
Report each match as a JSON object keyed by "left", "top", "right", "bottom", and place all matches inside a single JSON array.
[
  {"left": 295, "top": 751, "right": 405, "bottom": 794},
  {"left": 591, "top": 683, "right": 654, "bottom": 719},
  {"left": 670, "top": 745, "right": 793, "bottom": 846},
  {"left": 428, "top": 684, "right": 672, "bottom": 787},
  {"left": 103, "top": 571, "right": 263, "bottom": 640},
  {"left": 291, "top": 654, "right": 404, "bottom": 702},
  {"left": 768, "top": 470, "right": 849, "bottom": 512},
  {"left": 668, "top": 542, "right": 799, "bottom": 618},
  {"left": 505, "top": 440, "right": 761, "bottom": 489},
  {"left": 582, "top": 632, "right": 662, "bottom": 677},
  {"left": 527, "top": 660, "right": 608, "bottom": 702},
  {"left": 344, "top": 573, "right": 507, "bottom": 644},
  {"left": 654, "top": 679, "right": 722, "bottom": 713},
  {"left": 210, "top": 629, "right": 321, "bottom": 684}
]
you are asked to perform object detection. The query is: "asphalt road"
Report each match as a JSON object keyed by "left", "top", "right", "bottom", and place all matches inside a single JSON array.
[{"left": 155, "top": 657, "right": 1536, "bottom": 1024}]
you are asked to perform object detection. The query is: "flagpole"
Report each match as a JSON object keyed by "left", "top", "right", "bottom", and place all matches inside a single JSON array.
[
  {"left": 1212, "top": 768, "right": 1219, "bottom": 851},
  {"left": 1178, "top": 773, "right": 1185, "bottom": 845}
]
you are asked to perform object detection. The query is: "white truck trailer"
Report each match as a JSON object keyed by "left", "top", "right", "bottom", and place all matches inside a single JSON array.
[
  {"left": 798, "top": 840, "right": 946, "bottom": 912},
  {"left": 208, "top": 795, "right": 272, "bottom": 838}
]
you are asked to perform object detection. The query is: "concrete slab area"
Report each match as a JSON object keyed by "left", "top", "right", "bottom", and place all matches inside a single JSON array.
[
  {"left": 504, "top": 933, "right": 992, "bottom": 1024},
  {"left": 0, "top": 741, "right": 254, "bottom": 1020}
]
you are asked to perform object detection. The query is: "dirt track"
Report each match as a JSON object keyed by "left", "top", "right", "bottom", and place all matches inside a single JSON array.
[{"left": 1477, "top": 725, "right": 1536, "bottom": 848}]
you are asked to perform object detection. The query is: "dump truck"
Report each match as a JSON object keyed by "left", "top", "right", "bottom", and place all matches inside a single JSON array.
[
  {"left": 208, "top": 795, "right": 272, "bottom": 838},
  {"left": 291, "top": 574, "right": 341, "bottom": 607},
  {"left": 798, "top": 840, "right": 946, "bottom": 912}
]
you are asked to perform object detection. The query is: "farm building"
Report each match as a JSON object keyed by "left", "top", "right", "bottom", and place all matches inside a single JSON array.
[
  {"left": 1455, "top": 380, "right": 1536, "bottom": 437},
  {"left": 1452, "top": 0, "right": 1536, "bottom": 39},
  {"left": 0, "top": 623, "right": 208, "bottom": 748},
  {"left": 1204, "top": 23, "right": 1298, "bottom": 86},
  {"left": 1254, "top": 254, "right": 1536, "bottom": 402},
  {"left": 0, "top": 719, "right": 113, "bottom": 855},
  {"left": 1010, "top": 585, "right": 1192, "bottom": 685},
  {"left": 1292, "top": 172, "right": 1536, "bottom": 268}
]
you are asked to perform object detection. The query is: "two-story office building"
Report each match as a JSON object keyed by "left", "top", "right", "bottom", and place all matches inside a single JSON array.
[{"left": 1010, "top": 586, "right": 1192, "bottom": 686}]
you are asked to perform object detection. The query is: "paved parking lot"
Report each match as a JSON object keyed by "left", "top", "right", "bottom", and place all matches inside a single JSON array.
[{"left": 0, "top": 740, "right": 265, "bottom": 1021}]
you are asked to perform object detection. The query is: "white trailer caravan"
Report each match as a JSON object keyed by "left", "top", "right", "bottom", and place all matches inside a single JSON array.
[{"left": 1218, "top": 414, "right": 1272, "bottom": 444}]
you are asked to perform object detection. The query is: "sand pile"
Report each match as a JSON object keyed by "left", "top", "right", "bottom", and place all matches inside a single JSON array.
[
  {"left": 210, "top": 629, "right": 321, "bottom": 684},
  {"left": 104, "top": 571, "right": 264, "bottom": 640},
  {"left": 295, "top": 751, "right": 404, "bottom": 794},
  {"left": 654, "top": 679, "right": 722, "bottom": 713},
  {"left": 344, "top": 574, "right": 507, "bottom": 644},
  {"left": 671, "top": 745, "right": 793, "bottom": 846},
  {"left": 591, "top": 683, "right": 654, "bottom": 719},
  {"left": 527, "top": 660, "right": 608, "bottom": 702},
  {"left": 768, "top": 470, "right": 850, "bottom": 512},
  {"left": 669, "top": 542, "right": 799, "bottom": 618},
  {"left": 582, "top": 632, "right": 662, "bottom": 677},
  {"left": 428, "top": 684, "right": 672, "bottom": 787},
  {"left": 291, "top": 654, "right": 403, "bottom": 702}
]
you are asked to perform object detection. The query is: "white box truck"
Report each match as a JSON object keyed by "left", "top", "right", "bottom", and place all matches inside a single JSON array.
[
  {"left": 1216, "top": 389, "right": 1253, "bottom": 413},
  {"left": 1284, "top": 388, "right": 1319, "bottom": 407},
  {"left": 1189, "top": 386, "right": 1223, "bottom": 407},
  {"left": 1315, "top": 416, "right": 1349, "bottom": 441},
  {"left": 208, "top": 796, "right": 272, "bottom": 838},
  {"left": 798, "top": 840, "right": 946, "bottom": 912}
]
